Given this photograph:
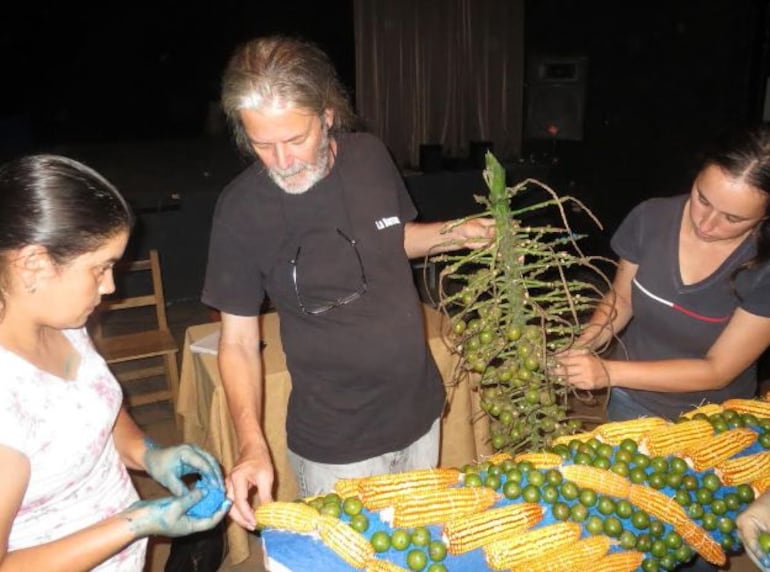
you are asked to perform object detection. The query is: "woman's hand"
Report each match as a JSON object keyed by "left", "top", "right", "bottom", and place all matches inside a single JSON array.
[
  {"left": 738, "top": 491, "right": 770, "bottom": 571},
  {"left": 554, "top": 349, "right": 611, "bottom": 390},
  {"left": 123, "top": 490, "right": 230, "bottom": 538},
  {"left": 144, "top": 442, "right": 225, "bottom": 496}
]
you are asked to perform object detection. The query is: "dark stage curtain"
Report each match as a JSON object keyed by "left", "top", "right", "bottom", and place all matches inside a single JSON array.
[{"left": 354, "top": 0, "right": 525, "bottom": 169}]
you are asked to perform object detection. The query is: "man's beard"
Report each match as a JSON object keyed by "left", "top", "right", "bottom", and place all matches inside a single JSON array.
[{"left": 268, "top": 126, "right": 332, "bottom": 195}]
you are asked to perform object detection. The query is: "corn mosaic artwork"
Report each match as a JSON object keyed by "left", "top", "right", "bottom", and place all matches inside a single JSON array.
[{"left": 257, "top": 396, "right": 770, "bottom": 571}]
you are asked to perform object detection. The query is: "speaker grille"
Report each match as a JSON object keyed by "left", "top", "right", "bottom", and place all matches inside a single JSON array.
[{"left": 524, "top": 56, "right": 588, "bottom": 141}]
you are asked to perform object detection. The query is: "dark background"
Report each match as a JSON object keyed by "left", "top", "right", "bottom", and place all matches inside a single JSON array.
[
  {"left": 2, "top": 0, "right": 770, "bottom": 301},
  {"left": 0, "top": 0, "right": 356, "bottom": 149}
]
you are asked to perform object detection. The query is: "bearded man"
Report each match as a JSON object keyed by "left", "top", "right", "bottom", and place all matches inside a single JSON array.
[{"left": 203, "top": 35, "right": 493, "bottom": 530}]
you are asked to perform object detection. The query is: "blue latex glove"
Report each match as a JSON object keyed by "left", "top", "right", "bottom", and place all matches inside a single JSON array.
[
  {"left": 187, "top": 476, "right": 228, "bottom": 518},
  {"left": 737, "top": 491, "right": 770, "bottom": 571},
  {"left": 143, "top": 440, "right": 225, "bottom": 497},
  {"left": 124, "top": 488, "right": 230, "bottom": 538}
]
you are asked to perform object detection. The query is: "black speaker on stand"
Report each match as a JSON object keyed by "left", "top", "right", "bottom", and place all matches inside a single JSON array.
[{"left": 524, "top": 55, "right": 588, "bottom": 141}]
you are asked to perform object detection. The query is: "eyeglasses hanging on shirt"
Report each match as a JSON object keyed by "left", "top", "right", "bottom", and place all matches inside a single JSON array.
[{"left": 289, "top": 227, "right": 368, "bottom": 315}]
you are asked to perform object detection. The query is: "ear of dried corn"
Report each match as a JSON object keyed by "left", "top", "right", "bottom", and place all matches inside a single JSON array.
[
  {"left": 510, "top": 536, "right": 613, "bottom": 572},
  {"left": 591, "top": 550, "right": 646, "bottom": 572},
  {"left": 628, "top": 484, "right": 688, "bottom": 526},
  {"left": 317, "top": 514, "right": 375, "bottom": 568},
  {"left": 253, "top": 501, "right": 320, "bottom": 532},
  {"left": 334, "top": 477, "right": 364, "bottom": 499},
  {"left": 643, "top": 419, "right": 714, "bottom": 456},
  {"left": 552, "top": 431, "right": 596, "bottom": 446},
  {"left": 680, "top": 403, "right": 723, "bottom": 419},
  {"left": 752, "top": 475, "right": 770, "bottom": 495},
  {"left": 483, "top": 522, "right": 582, "bottom": 570},
  {"left": 485, "top": 452, "right": 514, "bottom": 465},
  {"left": 675, "top": 519, "right": 727, "bottom": 566},
  {"left": 444, "top": 502, "right": 543, "bottom": 554},
  {"left": 358, "top": 468, "right": 461, "bottom": 510},
  {"left": 513, "top": 452, "right": 563, "bottom": 469},
  {"left": 685, "top": 427, "right": 758, "bottom": 471},
  {"left": 717, "top": 451, "right": 770, "bottom": 485},
  {"left": 390, "top": 486, "right": 499, "bottom": 528},
  {"left": 560, "top": 464, "right": 631, "bottom": 498},
  {"left": 594, "top": 417, "right": 668, "bottom": 444},
  {"left": 364, "top": 559, "right": 409, "bottom": 572},
  {"left": 722, "top": 398, "right": 770, "bottom": 418}
]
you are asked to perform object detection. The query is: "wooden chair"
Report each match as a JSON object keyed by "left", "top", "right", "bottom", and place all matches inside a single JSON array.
[{"left": 91, "top": 249, "right": 180, "bottom": 425}]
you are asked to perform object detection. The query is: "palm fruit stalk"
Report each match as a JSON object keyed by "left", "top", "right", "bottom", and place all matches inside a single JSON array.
[{"left": 428, "top": 151, "right": 612, "bottom": 453}]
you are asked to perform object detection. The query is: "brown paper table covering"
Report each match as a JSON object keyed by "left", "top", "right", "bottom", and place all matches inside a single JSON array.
[{"left": 176, "top": 304, "right": 491, "bottom": 565}]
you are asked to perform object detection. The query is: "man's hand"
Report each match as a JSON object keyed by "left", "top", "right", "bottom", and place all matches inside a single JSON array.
[
  {"left": 226, "top": 446, "right": 275, "bottom": 530},
  {"left": 450, "top": 217, "right": 495, "bottom": 249}
]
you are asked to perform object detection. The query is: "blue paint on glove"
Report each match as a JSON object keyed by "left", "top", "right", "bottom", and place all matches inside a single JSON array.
[{"left": 187, "top": 477, "right": 228, "bottom": 518}]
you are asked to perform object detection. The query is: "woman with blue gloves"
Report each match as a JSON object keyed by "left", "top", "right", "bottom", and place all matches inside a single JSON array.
[{"left": 0, "top": 155, "right": 229, "bottom": 571}]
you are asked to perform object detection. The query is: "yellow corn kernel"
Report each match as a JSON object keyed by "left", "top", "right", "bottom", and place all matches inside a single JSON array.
[
  {"left": 686, "top": 427, "right": 758, "bottom": 471},
  {"left": 680, "top": 403, "right": 723, "bottom": 419},
  {"left": 364, "top": 560, "right": 409, "bottom": 572},
  {"left": 643, "top": 419, "right": 714, "bottom": 457},
  {"left": 513, "top": 452, "right": 563, "bottom": 469},
  {"left": 722, "top": 398, "right": 770, "bottom": 419},
  {"left": 253, "top": 501, "right": 320, "bottom": 532},
  {"left": 592, "top": 550, "right": 646, "bottom": 572},
  {"left": 595, "top": 417, "right": 668, "bottom": 445},
  {"left": 444, "top": 502, "right": 543, "bottom": 554},
  {"left": 317, "top": 514, "right": 375, "bottom": 568},
  {"left": 560, "top": 464, "right": 631, "bottom": 498},
  {"left": 675, "top": 519, "right": 727, "bottom": 566},
  {"left": 628, "top": 484, "right": 688, "bottom": 526},
  {"left": 390, "top": 486, "right": 499, "bottom": 528},
  {"left": 552, "top": 430, "right": 596, "bottom": 446},
  {"left": 483, "top": 521, "right": 582, "bottom": 570},
  {"left": 512, "top": 536, "right": 612, "bottom": 572},
  {"left": 716, "top": 451, "right": 770, "bottom": 485}
]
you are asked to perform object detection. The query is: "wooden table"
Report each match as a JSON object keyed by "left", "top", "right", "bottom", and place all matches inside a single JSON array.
[{"left": 176, "top": 304, "right": 490, "bottom": 565}]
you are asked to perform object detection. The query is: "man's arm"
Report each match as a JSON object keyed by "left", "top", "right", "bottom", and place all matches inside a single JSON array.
[
  {"left": 217, "top": 312, "right": 273, "bottom": 530},
  {"left": 403, "top": 219, "right": 495, "bottom": 259}
]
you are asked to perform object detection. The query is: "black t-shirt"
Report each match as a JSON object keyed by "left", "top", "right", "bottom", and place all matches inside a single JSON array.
[
  {"left": 610, "top": 194, "right": 770, "bottom": 419},
  {"left": 202, "top": 132, "right": 445, "bottom": 463}
]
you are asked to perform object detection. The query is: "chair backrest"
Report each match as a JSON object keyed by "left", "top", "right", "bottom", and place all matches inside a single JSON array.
[{"left": 92, "top": 249, "right": 170, "bottom": 339}]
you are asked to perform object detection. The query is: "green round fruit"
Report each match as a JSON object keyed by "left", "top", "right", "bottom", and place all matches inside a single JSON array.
[
  {"left": 370, "top": 530, "right": 391, "bottom": 553},
  {"left": 319, "top": 503, "right": 341, "bottom": 518},
  {"left": 349, "top": 513, "right": 369, "bottom": 533},
  {"left": 342, "top": 496, "right": 363, "bottom": 516},
  {"left": 569, "top": 502, "right": 588, "bottom": 522},
  {"left": 407, "top": 549, "right": 428, "bottom": 571},
  {"left": 585, "top": 515, "right": 604, "bottom": 535},
  {"left": 503, "top": 480, "right": 522, "bottom": 500},
  {"left": 759, "top": 531, "right": 770, "bottom": 554},
  {"left": 411, "top": 527, "right": 431, "bottom": 547},
  {"left": 428, "top": 540, "right": 447, "bottom": 562},
  {"left": 391, "top": 528, "right": 411, "bottom": 551},
  {"left": 552, "top": 501, "right": 570, "bottom": 521}
]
